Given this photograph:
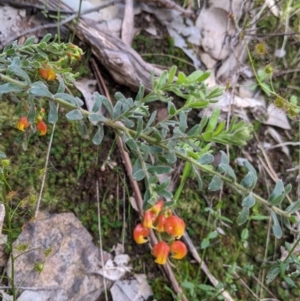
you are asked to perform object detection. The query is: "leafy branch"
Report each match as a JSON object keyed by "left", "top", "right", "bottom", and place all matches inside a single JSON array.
[{"left": 1, "top": 36, "right": 299, "bottom": 241}]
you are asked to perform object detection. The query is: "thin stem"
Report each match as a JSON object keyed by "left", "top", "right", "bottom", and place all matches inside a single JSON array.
[
  {"left": 0, "top": 74, "right": 28, "bottom": 88},
  {"left": 283, "top": 236, "right": 300, "bottom": 263},
  {"left": 70, "top": 0, "right": 83, "bottom": 42},
  {"left": 96, "top": 181, "right": 109, "bottom": 301},
  {"left": 35, "top": 104, "right": 59, "bottom": 217}
]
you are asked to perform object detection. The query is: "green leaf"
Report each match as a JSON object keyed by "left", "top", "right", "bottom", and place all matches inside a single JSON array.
[
  {"left": 135, "top": 83, "right": 145, "bottom": 101},
  {"left": 148, "top": 146, "right": 163, "bottom": 153},
  {"left": 54, "top": 93, "right": 82, "bottom": 106},
  {"left": 218, "top": 164, "right": 236, "bottom": 181},
  {"left": 8, "top": 65, "right": 31, "bottom": 84},
  {"left": 269, "top": 182, "right": 291, "bottom": 207},
  {"left": 283, "top": 276, "right": 296, "bottom": 288},
  {"left": 241, "top": 228, "right": 249, "bottom": 240},
  {"left": 285, "top": 199, "right": 300, "bottom": 214},
  {"left": 205, "top": 108, "right": 220, "bottom": 133},
  {"left": 55, "top": 74, "right": 65, "bottom": 93},
  {"left": 192, "top": 165, "right": 203, "bottom": 190},
  {"left": 0, "top": 151, "right": 6, "bottom": 159},
  {"left": 147, "top": 166, "right": 173, "bottom": 174},
  {"left": 198, "top": 284, "right": 214, "bottom": 292},
  {"left": 134, "top": 117, "right": 143, "bottom": 138},
  {"left": 201, "top": 131, "right": 214, "bottom": 141},
  {"left": 165, "top": 151, "right": 177, "bottom": 164},
  {"left": 168, "top": 65, "right": 177, "bottom": 84},
  {"left": 115, "top": 91, "right": 128, "bottom": 103},
  {"left": 182, "top": 280, "right": 195, "bottom": 290},
  {"left": 240, "top": 172, "right": 255, "bottom": 189},
  {"left": 0, "top": 83, "right": 23, "bottom": 94},
  {"left": 176, "top": 71, "right": 186, "bottom": 84},
  {"left": 167, "top": 101, "right": 176, "bottom": 115},
  {"left": 198, "top": 153, "right": 214, "bottom": 165},
  {"left": 151, "top": 127, "right": 162, "bottom": 142},
  {"left": 158, "top": 189, "right": 173, "bottom": 198},
  {"left": 187, "top": 124, "right": 200, "bottom": 136},
  {"left": 214, "top": 121, "right": 226, "bottom": 135},
  {"left": 113, "top": 101, "right": 122, "bottom": 118},
  {"left": 155, "top": 178, "right": 171, "bottom": 192},
  {"left": 198, "top": 116, "right": 209, "bottom": 134},
  {"left": 237, "top": 207, "right": 249, "bottom": 225},
  {"left": 156, "top": 70, "right": 168, "bottom": 89},
  {"left": 201, "top": 238, "right": 210, "bottom": 249},
  {"left": 92, "top": 124, "right": 104, "bottom": 145},
  {"left": 208, "top": 175, "right": 222, "bottom": 191},
  {"left": 132, "top": 159, "right": 145, "bottom": 181},
  {"left": 179, "top": 111, "right": 187, "bottom": 132},
  {"left": 139, "top": 143, "right": 149, "bottom": 160},
  {"left": 271, "top": 211, "right": 282, "bottom": 239},
  {"left": 186, "top": 70, "right": 209, "bottom": 82},
  {"left": 36, "top": 47, "right": 48, "bottom": 59},
  {"left": 23, "top": 36, "right": 35, "bottom": 46},
  {"left": 121, "top": 117, "right": 135, "bottom": 128},
  {"left": 219, "top": 150, "right": 229, "bottom": 165},
  {"left": 126, "top": 138, "right": 138, "bottom": 153},
  {"left": 29, "top": 82, "right": 52, "bottom": 98},
  {"left": 242, "top": 193, "right": 256, "bottom": 208},
  {"left": 250, "top": 215, "right": 269, "bottom": 220},
  {"left": 88, "top": 113, "right": 106, "bottom": 124},
  {"left": 48, "top": 101, "right": 58, "bottom": 124},
  {"left": 243, "top": 160, "right": 257, "bottom": 179},
  {"left": 208, "top": 231, "right": 218, "bottom": 239},
  {"left": 92, "top": 92, "right": 102, "bottom": 112},
  {"left": 78, "top": 120, "right": 89, "bottom": 139},
  {"left": 260, "top": 82, "right": 271, "bottom": 96},
  {"left": 100, "top": 95, "right": 113, "bottom": 118},
  {"left": 40, "top": 33, "right": 52, "bottom": 43},
  {"left": 66, "top": 109, "right": 83, "bottom": 121},
  {"left": 187, "top": 100, "right": 210, "bottom": 109},
  {"left": 268, "top": 180, "right": 284, "bottom": 205},
  {"left": 266, "top": 265, "right": 280, "bottom": 284}
]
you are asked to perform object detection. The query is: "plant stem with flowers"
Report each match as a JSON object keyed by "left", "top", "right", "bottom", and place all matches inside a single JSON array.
[
  {"left": 1, "top": 36, "right": 300, "bottom": 288},
  {"left": 134, "top": 199, "right": 187, "bottom": 264}
]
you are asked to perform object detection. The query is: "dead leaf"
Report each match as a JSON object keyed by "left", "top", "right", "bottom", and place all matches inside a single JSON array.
[
  {"left": 73, "top": 79, "right": 98, "bottom": 113},
  {"left": 265, "top": 127, "right": 290, "bottom": 157},
  {"left": 110, "top": 274, "right": 153, "bottom": 301},
  {"left": 97, "top": 254, "right": 132, "bottom": 281},
  {"left": 129, "top": 196, "right": 139, "bottom": 212},
  {"left": 263, "top": 105, "right": 291, "bottom": 130}
]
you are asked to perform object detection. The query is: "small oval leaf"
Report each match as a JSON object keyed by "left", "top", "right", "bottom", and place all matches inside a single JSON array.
[{"left": 66, "top": 109, "right": 83, "bottom": 121}]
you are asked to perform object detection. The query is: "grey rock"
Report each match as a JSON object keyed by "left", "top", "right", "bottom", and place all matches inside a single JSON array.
[{"left": 7, "top": 212, "right": 111, "bottom": 301}]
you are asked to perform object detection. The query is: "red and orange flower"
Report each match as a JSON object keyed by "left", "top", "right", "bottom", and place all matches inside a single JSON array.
[
  {"left": 39, "top": 66, "right": 56, "bottom": 81},
  {"left": 36, "top": 120, "right": 47, "bottom": 136},
  {"left": 17, "top": 116, "right": 30, "bottom": 131},
  {"left": 152, "top": 241, "right": 170, "bottom": 265},
  {"left": 170, "top": 241, "right": 187, "bottom": 259},
  {"left": 133, "top": 199, "right": 188, "bottom": 264},
  {"left": 133, "top": 223, "right": 150, "bottom": 244},
  {"left": 164, "top": 215, "right": 185, "bottom": 239}
]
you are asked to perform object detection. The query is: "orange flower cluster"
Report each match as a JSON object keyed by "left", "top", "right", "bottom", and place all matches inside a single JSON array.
[
  {"left": 16, "top": 108, "right": 47, "bottom": 136},
  {"left": 39, "top": 65, "right": 56, "bottom": 81},
  {"left": 133, "top": 199, "right": 187, "bottom": 265}
]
